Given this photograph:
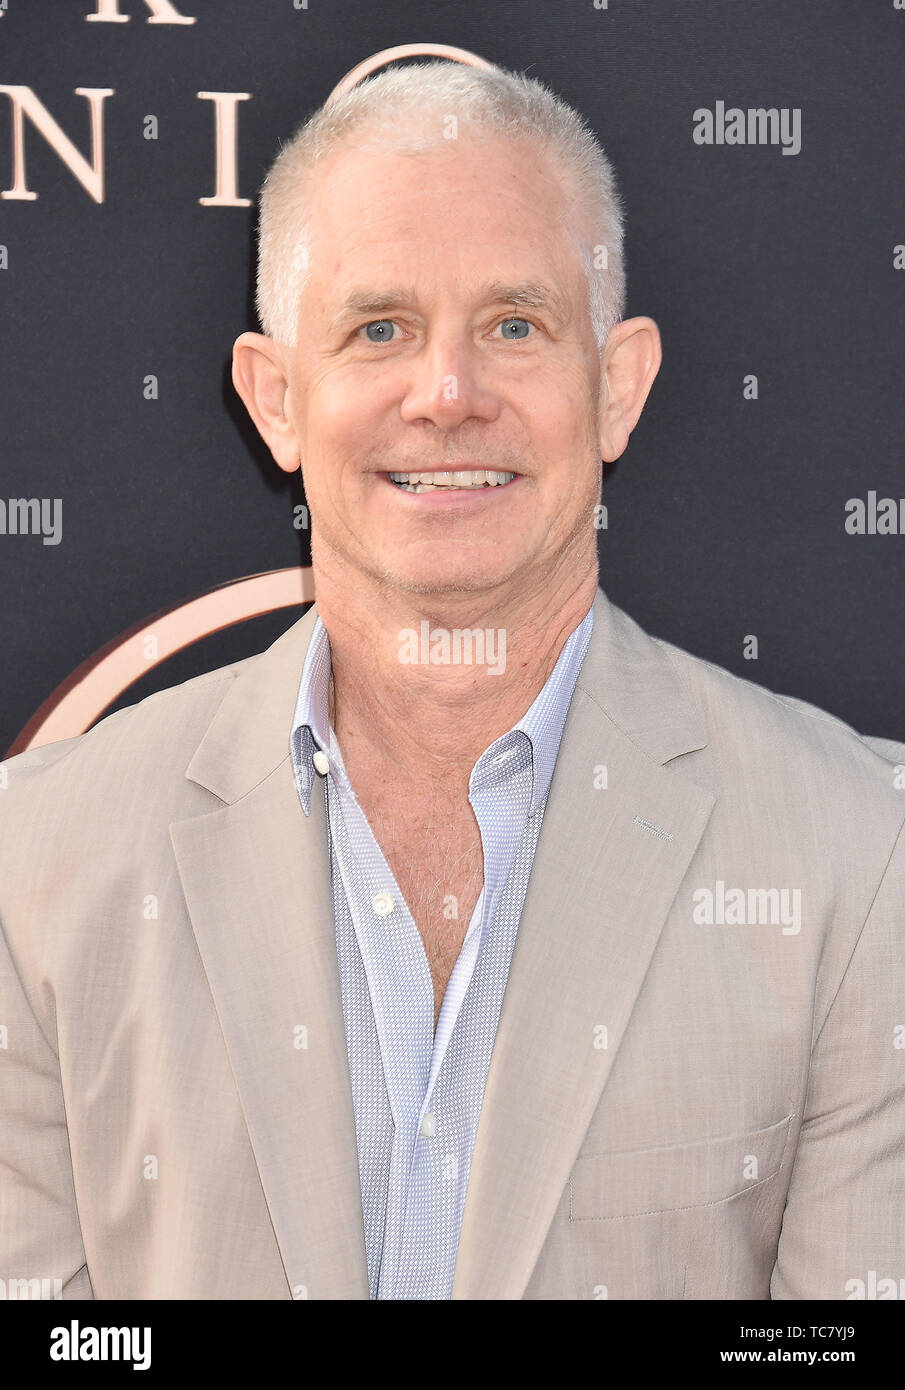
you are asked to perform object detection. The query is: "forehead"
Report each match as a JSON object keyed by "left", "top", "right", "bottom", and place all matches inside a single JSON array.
[{"left": 301, "top": 131, "right": 586, "bottom": 305}]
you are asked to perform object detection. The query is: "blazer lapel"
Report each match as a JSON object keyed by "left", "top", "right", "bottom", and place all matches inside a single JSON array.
[
  {"left": 169, "top": 603, "right": 370, "bottom": 1299},
  {"left": 451, "top": 589, "right": 716, "bottom": 1299},
  {"left": 168, "top": 585, "right": 716, "bottom": 1302}
]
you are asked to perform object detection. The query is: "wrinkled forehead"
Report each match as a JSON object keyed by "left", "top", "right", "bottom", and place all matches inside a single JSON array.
[{"left": 301, "top": 130, "right": 589, "bottom": 304}]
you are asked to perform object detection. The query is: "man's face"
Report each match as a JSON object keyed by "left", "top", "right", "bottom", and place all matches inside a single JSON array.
[{"left": 277, "top": 132, "right": 606, "bottom": 597}]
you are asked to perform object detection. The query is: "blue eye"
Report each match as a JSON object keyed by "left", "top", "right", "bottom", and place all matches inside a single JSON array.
[
  {"left": 496, "top": 318, "right": 532, "bottom": 339},
  {"left": 357, "top": 316, "right": 534, "bottom": 344},
  {"left": 361, "top": 320, "right": 397, "bottom": 343}
]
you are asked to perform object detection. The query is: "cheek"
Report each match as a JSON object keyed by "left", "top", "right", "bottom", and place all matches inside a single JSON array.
[
  {"left": 308, "top": 370, "right": 395, "bottom": 452},
  {"left": 526, "top": 353, "right": 595, "bottom": 420},
  {"left": 524, "top": 380, "right": 595, "bottom": 454},
  {"left": 294, "top": 390, "right": 361, "bottom": 496}
]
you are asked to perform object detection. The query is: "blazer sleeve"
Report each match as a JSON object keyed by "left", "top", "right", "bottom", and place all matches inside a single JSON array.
[
  {"left": 771, "top": 821, "right": 905, "bottom": 1299},
  {"left": 0, "top": 912, "right": 93, "bottom": 1300}
]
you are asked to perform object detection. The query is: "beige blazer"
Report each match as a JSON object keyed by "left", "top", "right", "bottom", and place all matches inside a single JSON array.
[{"left": 2, "top": 585, "right": 904, "bottom": 1300}]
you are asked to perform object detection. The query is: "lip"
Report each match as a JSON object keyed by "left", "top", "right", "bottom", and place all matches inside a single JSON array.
[{"left": 377, "top": 471, "right": 524, "bottom": 504}]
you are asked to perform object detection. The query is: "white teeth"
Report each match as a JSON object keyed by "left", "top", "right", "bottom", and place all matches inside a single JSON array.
[{"left": 388, "top": 470, "right": 516, "bottom": 492}]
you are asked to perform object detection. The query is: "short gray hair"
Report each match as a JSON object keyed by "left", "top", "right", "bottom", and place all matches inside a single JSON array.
[{"left": 255, "top": 59, "right": 626, "bottom": 350}]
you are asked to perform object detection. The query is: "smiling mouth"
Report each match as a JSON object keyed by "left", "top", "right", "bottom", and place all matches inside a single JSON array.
[{"left": 385, "top": 469, "right": 518, "bottom": 493}]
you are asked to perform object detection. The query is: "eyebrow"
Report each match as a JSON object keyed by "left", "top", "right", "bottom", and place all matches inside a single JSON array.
[{"left": 330, "top": 280, "right": 571, "bottom": 329}]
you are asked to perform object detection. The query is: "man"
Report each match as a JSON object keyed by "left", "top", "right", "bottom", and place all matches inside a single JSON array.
[{"left": 1, "top": 58, "right": 903, "bottom": 1301}]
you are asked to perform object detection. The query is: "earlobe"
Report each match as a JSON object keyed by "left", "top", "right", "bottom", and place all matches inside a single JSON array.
[{"left": 600, "top": 402, "right": 629, "bottom": 464}]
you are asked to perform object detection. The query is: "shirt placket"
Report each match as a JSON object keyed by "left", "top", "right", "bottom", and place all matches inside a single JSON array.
[
  {"left": 323, "top": 769, "right": 435, "bottom": 1298},
  {"left": 391, "top": 749, "right": 535, "bottom": 1298}
]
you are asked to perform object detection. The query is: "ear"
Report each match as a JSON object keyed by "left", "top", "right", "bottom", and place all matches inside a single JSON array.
[
  {"left": 597, "top": 316, "right": 662, "bottom": 463},
  {"left": 231, "top": 332, "right": 301, "bottom": 474}
]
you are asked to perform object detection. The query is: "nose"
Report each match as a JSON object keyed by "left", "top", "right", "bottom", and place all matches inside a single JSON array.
[{"left": 398, "top": 334, "right": 501, "bottom": 430}]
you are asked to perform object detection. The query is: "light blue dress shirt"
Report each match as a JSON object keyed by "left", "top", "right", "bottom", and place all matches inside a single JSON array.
[{"left": 290, "top": 602, "right": 594, "bottom": 1299}]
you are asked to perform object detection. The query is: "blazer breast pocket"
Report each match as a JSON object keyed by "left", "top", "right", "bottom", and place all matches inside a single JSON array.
[{"left": 569, "top": 1111, "right": 795, "bottom": 1222}]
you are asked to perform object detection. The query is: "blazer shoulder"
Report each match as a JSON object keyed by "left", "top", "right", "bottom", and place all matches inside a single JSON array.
[
  {"left": 0, "top": 651, "right": 261, "bottom": 805},
  {"left": 651, "top": 632, "right": 905, "bottom": 803}
]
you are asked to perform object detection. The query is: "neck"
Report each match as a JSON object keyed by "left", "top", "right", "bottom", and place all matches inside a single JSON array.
[{"left": 315, "top": 550, "right": 599, "bottom": 794}]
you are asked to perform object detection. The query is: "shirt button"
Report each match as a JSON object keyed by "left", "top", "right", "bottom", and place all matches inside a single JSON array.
[
  {"left": 372, "top": 892, "right": 395, "bottom": 917},
  {"left": 312, "top": 750, "right": 330, "bottom": 776},
  {"left": 420, "top": 1113, "right": 436, "bottom": 1138}
]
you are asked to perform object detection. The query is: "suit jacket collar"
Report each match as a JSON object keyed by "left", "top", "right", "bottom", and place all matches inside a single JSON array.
[{"left": 184, "top": 585, "right": 708, "bottom": 806}]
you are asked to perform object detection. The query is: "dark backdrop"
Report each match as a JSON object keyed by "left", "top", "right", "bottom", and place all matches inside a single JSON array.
[{"left": 2, "top": 0, "right": 904, "bottom": 756}]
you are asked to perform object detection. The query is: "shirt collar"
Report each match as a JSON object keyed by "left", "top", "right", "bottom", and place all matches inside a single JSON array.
[{"left": 290, "top": 602, "right": 594, "bottom": 818}]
